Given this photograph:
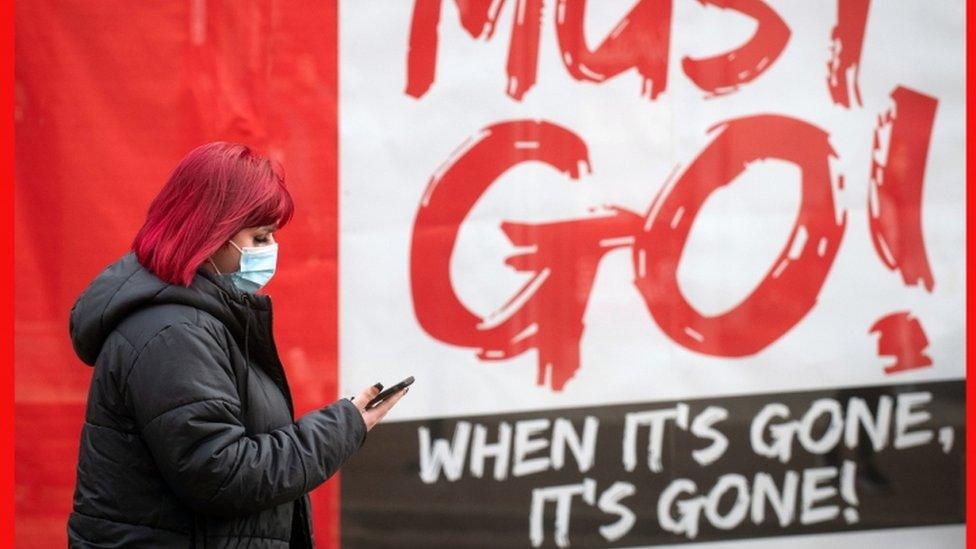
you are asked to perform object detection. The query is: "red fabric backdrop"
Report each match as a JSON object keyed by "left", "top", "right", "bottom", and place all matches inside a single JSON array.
[{"left": 15, "top": 2, "right": 340, "bottom": 546}]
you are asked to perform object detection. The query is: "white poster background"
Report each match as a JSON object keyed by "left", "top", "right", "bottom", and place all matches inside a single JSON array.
[
  {"left": 339, "top": 1, "right": 965, "bottom": 546},
  {"left": 340, "top": 0, "right": 965, "bottom": 418}
]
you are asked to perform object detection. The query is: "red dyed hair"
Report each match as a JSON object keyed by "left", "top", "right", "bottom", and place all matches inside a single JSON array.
[{"left": 132, "top": 142, "right": 295, "bottom": 287}]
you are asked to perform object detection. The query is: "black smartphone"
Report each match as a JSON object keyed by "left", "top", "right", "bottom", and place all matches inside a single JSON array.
[{"left": 366, "top": 375, "right": 414, "bottom": 409}]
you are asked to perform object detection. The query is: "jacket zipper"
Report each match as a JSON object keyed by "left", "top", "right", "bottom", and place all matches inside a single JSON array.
[
  {"left": 243, "top": 293, "right": 309, "bottom": 546},
  {"left": 261, "top": 295, "right": 295, "bottom": 418}
]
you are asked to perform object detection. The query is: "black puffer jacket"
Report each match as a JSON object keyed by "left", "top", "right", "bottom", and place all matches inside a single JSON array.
[{"left": 66, "top": 250, "right": 366, "bottom": 547}]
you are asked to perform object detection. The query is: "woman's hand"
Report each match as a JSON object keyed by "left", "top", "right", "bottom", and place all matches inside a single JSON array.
[{"left": 351, "top": 383, "right": 409, "bottom": 431}]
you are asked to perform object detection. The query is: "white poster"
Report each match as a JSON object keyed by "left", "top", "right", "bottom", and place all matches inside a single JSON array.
[{"left": 339, "top": 2, "right": 965, "bottom": 547}]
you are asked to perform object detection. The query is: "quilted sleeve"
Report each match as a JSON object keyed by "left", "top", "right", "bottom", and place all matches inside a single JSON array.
[{"left": 124, "top": 321, "right": 367, "bottom": 517}]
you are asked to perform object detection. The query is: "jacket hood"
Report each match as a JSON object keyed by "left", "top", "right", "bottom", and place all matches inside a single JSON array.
[{"left": 69, "top": 250, "right": 270, "bottom": 366}]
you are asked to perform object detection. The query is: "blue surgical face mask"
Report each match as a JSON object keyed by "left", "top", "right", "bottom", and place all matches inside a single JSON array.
[{"left": 209, "top": 240, "right": 278, "bottom": 294}]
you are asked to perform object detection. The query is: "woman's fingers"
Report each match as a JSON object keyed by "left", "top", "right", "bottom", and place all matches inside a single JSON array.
[
  {"left": 352, "top": 383, "right": 383, "bottom": 414},
  {"left": 363, "top": 387, "right": 409, "bottom": 430}
]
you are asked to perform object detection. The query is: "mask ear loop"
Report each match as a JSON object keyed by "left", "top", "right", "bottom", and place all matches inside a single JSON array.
[
  {"left": 209, "top": 240, "right": 247, "bottom": 276},
  {"left": 207, "top": 257, "right": 222, "bottom": 275}
]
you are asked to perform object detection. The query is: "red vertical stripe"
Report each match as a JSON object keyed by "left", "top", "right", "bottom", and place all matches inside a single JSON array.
[
  {"left": 965, "top": 1, "right": 975, "bottom": 547},
  {"left": 3, "top": 0, "right": 15, "bottom": 544},
  {"left": 13, "top": 1, "right": 341, "bottom": 545}
]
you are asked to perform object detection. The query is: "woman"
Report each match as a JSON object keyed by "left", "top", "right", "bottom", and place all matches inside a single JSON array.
[{"left": 66, "top": 142, "right": 405, "bottom": 547}]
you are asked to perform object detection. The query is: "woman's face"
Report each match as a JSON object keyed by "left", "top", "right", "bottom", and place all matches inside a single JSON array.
[{"left": 206, "top": 225, "right": 277, "bottom": 275}]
